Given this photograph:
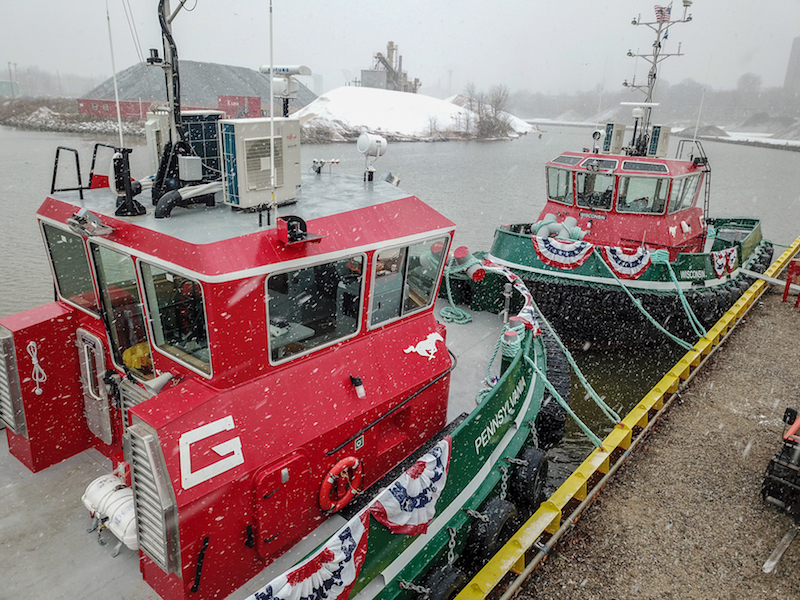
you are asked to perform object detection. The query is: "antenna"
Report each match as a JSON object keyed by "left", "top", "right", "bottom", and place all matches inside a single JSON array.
[
  {"left": 104, "top": 0, "right": 124, "bottom": 149},
  {"left": 623, "top": 1, "right": 694, "bottom": 155}
]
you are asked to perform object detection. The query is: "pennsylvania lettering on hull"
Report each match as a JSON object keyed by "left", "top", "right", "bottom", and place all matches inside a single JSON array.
[{"left": 474, "top": 378, "right": 527, "bottom": 454}]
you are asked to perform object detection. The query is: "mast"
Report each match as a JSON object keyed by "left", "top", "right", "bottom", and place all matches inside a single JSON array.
[{"left": 622, "top": 1, "right": 694, "bottom": 155}]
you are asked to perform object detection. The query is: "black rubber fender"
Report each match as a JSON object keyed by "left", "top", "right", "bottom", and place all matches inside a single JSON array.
[
  {"left": 462, "top": 497, "right": 520, "bottom": 564},
  {"left": 698, "top": 289, "right": 718, "bottom": 325},
  {"left": 535, "top": 329, "right": 570, "bottom": 450},
  {"left": 726, "top": 283, "right": 742, "bottom": 305},
  {"left": 418, "top": 563, "right": 468, "bottom": 600},
  {"left": 736, "top": 277, "right": 752, "bottom": 295},
  {"left": 508, "top": 446, "right": 549, "bottom": 516},
  {"left": 714, "top": 286, "right": 733, "bottom": 320}
]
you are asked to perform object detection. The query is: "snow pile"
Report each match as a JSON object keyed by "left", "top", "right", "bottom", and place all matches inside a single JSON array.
[
  {"left": 296, "top": 86, "right": 534, "bottom": 141},
  {"left": 446, "top": 94, "right": 537, "bottom": 136},
  {"left": 4, "top": 106, "right": 145, "bottom": 137}
]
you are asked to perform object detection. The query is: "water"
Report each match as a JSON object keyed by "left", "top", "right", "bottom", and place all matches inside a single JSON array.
[{"left": 2, "top": 124, "right": 799, "bottom": 476}]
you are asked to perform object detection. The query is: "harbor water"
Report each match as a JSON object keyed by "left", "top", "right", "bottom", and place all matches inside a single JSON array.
[{"left": 1, "top": 124, "right": 799, "bottom": 481}]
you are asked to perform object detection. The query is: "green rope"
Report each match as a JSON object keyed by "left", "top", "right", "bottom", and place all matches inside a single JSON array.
[
  {"left": 476, "top": 321, "right": 523, "bottom": 404},
  {"left": 650, "top": 250, "right": 707, "bottom": 338},
  {"left": 527, "top": 295, "right": 621, "bottom": 425},
  {"left": 439, "top": 262, "right": 475, "bottom": 324},
  {"left": 472, "top": 281, "right": 607, "bottom": 449},
  {"left": 525, "top": 355, "right": 604, "bottom": 450},
  {"left": 762, "top": 238, "right": 790, "bottom": 248},
  {"left": 592, "top": 248, "right": 695, "bottom": 351}
]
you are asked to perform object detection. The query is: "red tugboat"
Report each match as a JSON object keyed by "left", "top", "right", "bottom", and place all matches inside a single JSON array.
[
  {"left": 484, "top": 4, "right": 773, "bottom": 347},
  {"left": 0, "top": 3, "right": 565, "bottom": 600}
]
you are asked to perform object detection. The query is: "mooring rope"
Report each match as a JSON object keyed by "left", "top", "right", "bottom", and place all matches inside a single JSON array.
[
  {"left": 439, "top": 262, "right": 474, "bottom": 324},
  {"left": 524, "top": 355, "right": 604, "bottom": 450},
  {"left": 592, "top": 248, "right": 695, "bottom": 351},
  {"left": 527, "top": 294, "right": 622, "bottom": 426},
  {"left": 650, "top": 249, "right": 707, "bottom": 338}
]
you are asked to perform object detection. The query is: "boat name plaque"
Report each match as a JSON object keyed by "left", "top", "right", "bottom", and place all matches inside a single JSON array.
[{"left": 680, "top": 269, "right": 706, "bottom": 280}]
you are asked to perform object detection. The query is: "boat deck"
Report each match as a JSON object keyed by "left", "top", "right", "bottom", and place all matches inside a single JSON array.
[{"left": 0, "top": 299, "right": 509, "bottom": 600}]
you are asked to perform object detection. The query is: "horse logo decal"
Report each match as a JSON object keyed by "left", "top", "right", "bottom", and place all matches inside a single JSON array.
[{"left": 404, "top": 332, "right": 444, "bottom": 361}]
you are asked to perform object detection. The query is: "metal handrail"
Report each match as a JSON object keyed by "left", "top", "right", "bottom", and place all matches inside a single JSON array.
[{"left": 51, "top": 146, "right": 84, "bottom": 199}]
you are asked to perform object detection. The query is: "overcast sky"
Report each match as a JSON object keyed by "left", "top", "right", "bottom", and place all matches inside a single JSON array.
[{"left": 1, "top": 0, "right": 797, "bottom": 97}]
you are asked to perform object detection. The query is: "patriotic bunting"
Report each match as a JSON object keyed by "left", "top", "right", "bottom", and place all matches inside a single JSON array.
[
  {"left": 725, "top": 247, "right": 738, "bottom": 272},
  {"left": 248, "top": 512, "right": 370, "bottom": 600},
  {"left": 531, "top": 236, "right": 594, "bottom": 270},
  {"left": 370, "top": 437, "right": 452, "bottom": 535},
  {"left": 711, "top": 247, "right": 737, "bottom": 277},
  {"left": 601, "top": 246, "right": 652, "bottom": 280}
]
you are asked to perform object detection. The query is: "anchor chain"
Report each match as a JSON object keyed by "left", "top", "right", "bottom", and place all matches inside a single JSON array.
[
  {"left": 527, "top": 420, "right": 539, "bottom": 449},
  {"left": 447, "top": 527, "right": 457, "bottom": 565},
  {"left": 465, "top": 508, "right": 489, "bottom": 523},
  {"left": 499, "top": 466, "right": 509, "bottom": 501},
  {"left": 399, "top": 580, "right": 431, "bottom": 597}
]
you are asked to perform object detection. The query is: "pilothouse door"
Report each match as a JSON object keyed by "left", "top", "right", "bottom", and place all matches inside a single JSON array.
[{"left": 77, "top": 328, "right": 113, "bottom": 445}]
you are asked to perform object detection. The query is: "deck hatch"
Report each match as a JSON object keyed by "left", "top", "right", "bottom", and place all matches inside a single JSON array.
[
  {"left": 0, "top": 326, "right": 26, "bottom": 437},
  {"left": 125, "top": 423, "right": 180, "bottom": 574}
]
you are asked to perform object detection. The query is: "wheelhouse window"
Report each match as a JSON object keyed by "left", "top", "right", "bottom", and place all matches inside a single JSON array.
[
  {"left": 141, "top": 263, "right": 210, "bottom": 375},
  {"left": 576, "top": 172, "right": 615, "bottom": 210},
  {"left": 668, "top": 174, "right": 701, "bottom": 213},
  {"left": 90, "top": 244, "right": 153, "bottom": 379},
  {"left": 617, "top": 176, "right": 669, "bottom": 214},
  {"left": 42, "top": 223, "right": 99, "bottom": 314},
  {"left": 370, "top": 236, "right": 449, "bottom": 327},
  {"left": 546, "top": 167, "right": 573, "bottom": 205},
  {"left": 267, "top": 255, "right": 364, "bottom": 361}
]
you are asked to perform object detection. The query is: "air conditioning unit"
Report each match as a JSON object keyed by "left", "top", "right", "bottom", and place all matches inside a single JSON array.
[
  {"left": 145, "top": 109, "right": 170, "bottom": 175},
  {"left": 602, "top": 122, "right": 626, "bottom": 155},
  {"left": 218, "top": 117, "right": 302, "bottom": 209},
  {"left": 647, "top": 124, "right": 671, "bottom": 158}
]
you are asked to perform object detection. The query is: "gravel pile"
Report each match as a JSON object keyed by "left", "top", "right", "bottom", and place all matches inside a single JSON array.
[{"left": 520, "top": 286, "right": 800, "bottom": 599}]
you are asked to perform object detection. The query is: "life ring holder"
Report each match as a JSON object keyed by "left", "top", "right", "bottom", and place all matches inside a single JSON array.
[{"left": 319, "top": 456, "right": 363, "bottom": 513}]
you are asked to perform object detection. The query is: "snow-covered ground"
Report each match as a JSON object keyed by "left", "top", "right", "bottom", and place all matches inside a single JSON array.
[{"left": 296, "top": 86, "right": 537, "bottom": 141}]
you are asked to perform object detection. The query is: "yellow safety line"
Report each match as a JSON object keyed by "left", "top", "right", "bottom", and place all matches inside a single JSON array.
[{"left": 456, "top": 236, "right": 800, "bottom": 600}]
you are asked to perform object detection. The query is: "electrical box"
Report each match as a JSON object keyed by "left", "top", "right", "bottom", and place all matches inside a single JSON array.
[
  {"left": 602, "top": 123, "right": 626, "bottom": 155},
  {"left": 647, "top": 125, "right": 671, "bottom": 158},
  {"left": 219, "top": 117, "right": 302, "bottom": 209},
  {"left": 178, "top": 156, "right": 203, "bottom": 182}
]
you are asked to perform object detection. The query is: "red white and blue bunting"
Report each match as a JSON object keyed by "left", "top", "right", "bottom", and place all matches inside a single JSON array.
[
  {"left": 248, "top": 512, "right": 370, "bottom": 600},
  {"left": 531, "top": 236, "right": 594, "bottom": 270},
  {"left": 601, "top": 246, "right": 652, "bottom": 280},
  {"left": 370, "top": 437, "right": 452, "bottom": 535},
  {"left": 712, "top": 247, "right": 737, "bottom": 277}
]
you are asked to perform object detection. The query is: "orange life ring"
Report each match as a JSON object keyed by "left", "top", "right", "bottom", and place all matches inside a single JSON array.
[{"left": 319, "top": 456, "right": 363, "bottom": 513}]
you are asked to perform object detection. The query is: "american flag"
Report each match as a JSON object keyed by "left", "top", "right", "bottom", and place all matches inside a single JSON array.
[{"left": 654, "top": 5, "right": 671, "bottom": 22}]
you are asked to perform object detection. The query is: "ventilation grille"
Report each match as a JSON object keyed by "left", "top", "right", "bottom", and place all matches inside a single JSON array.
[
  {"left": 119, "top": 380, "right": 152, "bottom": 435},
  {"left": 0, "top": 326, "right": 26, "bottom": 436},
  {"left": 125, "top": 423, "right": 179, "bottom": 574},
  {"left": 245, "top": 137, "right": 284, "bottom": 191}
]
